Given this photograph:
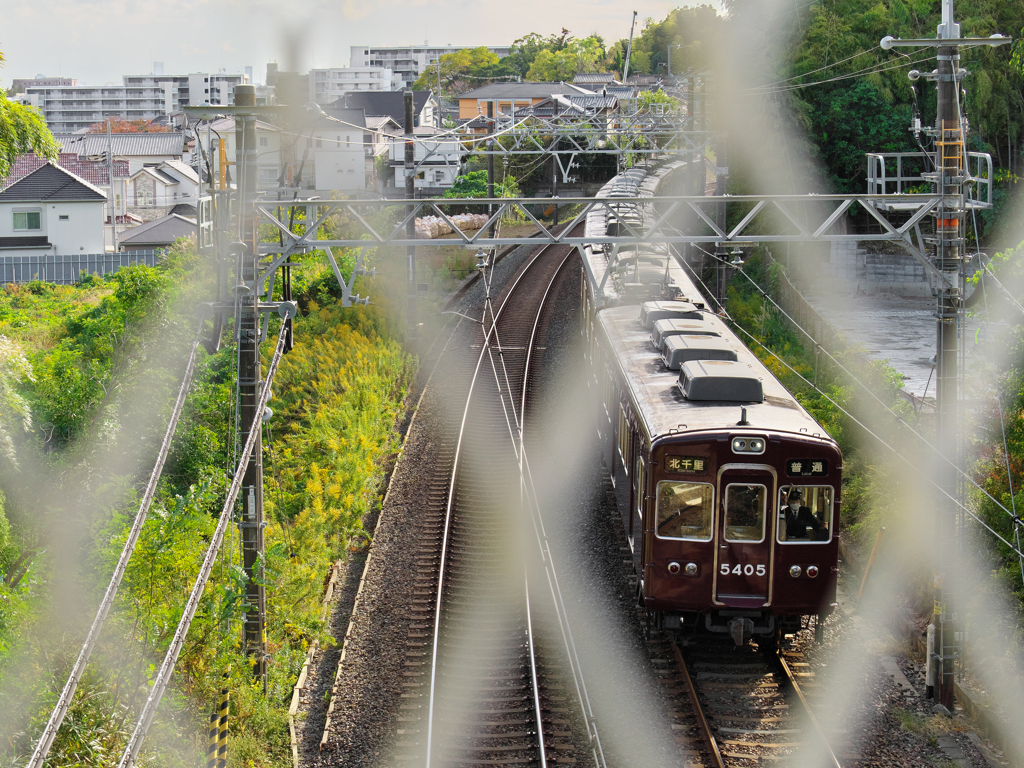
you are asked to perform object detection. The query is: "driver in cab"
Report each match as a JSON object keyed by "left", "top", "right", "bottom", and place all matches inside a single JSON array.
[{"left": 784, "top": 489, "right": 824, "bottom": 540}]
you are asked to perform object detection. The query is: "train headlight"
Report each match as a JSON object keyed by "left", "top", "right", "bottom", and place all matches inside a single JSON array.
[
  {"left": 806, "top": 565, "right": 819, "bottom": 578},
  {"left": 789, "top": 565, "right": 802, "bottom": 578},
  {"left": 731, "top": 436, "right": 766, "bottom": 455},
  {"left": 667, "top": 561, "right": 681, "bottom": 575},
  {"left": 685, "top": 562, "right": 698, "bottom": 576}
]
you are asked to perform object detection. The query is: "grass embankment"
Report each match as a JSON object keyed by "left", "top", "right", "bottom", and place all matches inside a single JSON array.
[{"left": 0, "top": 242, "right": 415, "bottom": 766}]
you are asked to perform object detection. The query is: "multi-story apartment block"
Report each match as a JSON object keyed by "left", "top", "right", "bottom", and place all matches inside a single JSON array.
[
  {"left": 10, "top": 76, "right": 77, "bottom": 92},
  {"left": 309, "top": 66, "right": 396, "bottom": 105},
  {"left": 350, "top": 45, "right": 510, "bottom": 89},
  {"left": 26, "top": 72, "right": 248, "bottom": 133}
]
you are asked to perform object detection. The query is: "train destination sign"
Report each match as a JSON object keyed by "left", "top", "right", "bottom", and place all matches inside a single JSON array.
[
  {"left": 665, "top": 456, "right": 707, "bottom": 474},
  {"left": 786, "top": 459, "right": 829, "bottom": 477}
]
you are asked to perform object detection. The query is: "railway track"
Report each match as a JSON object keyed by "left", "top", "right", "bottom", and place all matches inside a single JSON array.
[{"left": 395, "top": 233, "right": 598, "bottom": 768}]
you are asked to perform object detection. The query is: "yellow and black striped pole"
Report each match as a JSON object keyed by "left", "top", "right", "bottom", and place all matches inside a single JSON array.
[
  {"left": 205, "top": 707, "right": 218, "bottom": 768},
  {"left": 216, "top": 682, "right": 229, "bottom": 768}
]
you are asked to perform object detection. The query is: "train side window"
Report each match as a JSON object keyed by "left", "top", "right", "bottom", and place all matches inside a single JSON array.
[
  {"left": 617, "top": 406, "right": 630, "bottom": 474},
  {"left": 724, "top": 484, "right": 766, "bottom": 543},
  {"left": 655, "top": 481, "right": 713, "bottom": 541},
  {"left": 777, "top": 485, "right": 833, "bottom": 543}
]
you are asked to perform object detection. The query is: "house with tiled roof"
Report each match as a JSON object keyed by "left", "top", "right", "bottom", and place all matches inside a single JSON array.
[
  {"left": 53, "top": 133, "right": 188, "bottom": 174},
  {"left": 118, "top": 213, "right": 196, "bottom": 251},
  {"left": 127, "top": 160, "right": 201, "bottom": 221},
  {"left": 0, "top": 164, "right": 106, "bottom": 257},
  {"left": 5, "top": 152, "right": 130, "bottom": 248},
  {"left": 456, "top": 82, "right": 595, "bottom": 123},
  {"left": 573, "top": 72, "right": 620, "bottom": 87}
]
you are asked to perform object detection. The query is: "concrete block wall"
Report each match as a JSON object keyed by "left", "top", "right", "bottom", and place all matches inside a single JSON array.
[{"left": 823, "top": 240, "right": 932, "bottom": 296}]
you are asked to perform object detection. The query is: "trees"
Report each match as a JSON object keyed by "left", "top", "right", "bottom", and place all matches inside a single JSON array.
[
  {"left": 0, "top": 51, "right": 58, "bottom": 180},
  {"left": 525, "top": 36, "right": 607, "bottom": 81},
  {"left": 611, "top": 6, "right": 726, "bottom": 77},
  {"left": 412, "top": 47, "right": 502, "bottom": 94}
]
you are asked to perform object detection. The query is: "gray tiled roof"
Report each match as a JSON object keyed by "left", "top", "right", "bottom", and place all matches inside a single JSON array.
[
  {"left": 54, "top": 132, "right": 187, "bottom": 158},
  {"left": 334, "top": 92, "right": 433, "bottom": 127},
  {"left": 119, "top": 213, "right": 196, "bottom": 246},
  {"left": 458, "top": 82, "right": 594, "bottom": 100},
  {"left": 568, "top": 95, "right": 618, "bottom": 110},
  {"left": 318, "top": 107, "right": 367, "bottom": 129},
  {"left": 0, "top": 163, "right": 107, "bottom": 202},
  {"left": 573, "top": 72, "right": 619, "bottom": 85}
]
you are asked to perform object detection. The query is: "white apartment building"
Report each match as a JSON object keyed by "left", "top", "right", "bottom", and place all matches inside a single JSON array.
[
  {"left": 350, "top": 45, "right": 510, "bottom": 89},
  {"left": 309, "top": 67, "right": 397, "bottom": 105},
  {"left": 26, "top": 72, "right": 248, "bottom": 133}
]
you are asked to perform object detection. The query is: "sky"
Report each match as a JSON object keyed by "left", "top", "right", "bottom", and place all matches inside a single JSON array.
[{"left": 0, "top": 0, "right": 725, "bottom": 87}]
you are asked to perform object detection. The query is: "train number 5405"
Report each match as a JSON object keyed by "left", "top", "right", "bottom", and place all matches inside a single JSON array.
[{"left": 720, "top": 563, "right": 766, "bottom": 576}]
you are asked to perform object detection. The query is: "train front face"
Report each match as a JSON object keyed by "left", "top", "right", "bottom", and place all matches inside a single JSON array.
[{"left": 644, "top": 431, "right": 842, "bottom": 641}]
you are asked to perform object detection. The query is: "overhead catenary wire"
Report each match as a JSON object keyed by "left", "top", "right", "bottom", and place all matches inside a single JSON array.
[
  {"left": 747, "top": 44, "right": 882, "bottom": 91},
  {"left": 721, "top": 298, "right": 1024, "bottom": 560},
  {"left": 26, "top": 319, "right": 207, "bottom": 768},
  {"left": 692, "top": 244, "right": 1024, "bottom": 535},
  {"left": 755, "top": 53, "right": 938, "bottom": 94},
  {"left": 117, "top": 319, "right": 290, "bottom": 768}
]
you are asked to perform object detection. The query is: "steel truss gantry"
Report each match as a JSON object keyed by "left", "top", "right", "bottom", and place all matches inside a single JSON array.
[{"left": 201, "top": 192, "right": 969, "bottom": 297}]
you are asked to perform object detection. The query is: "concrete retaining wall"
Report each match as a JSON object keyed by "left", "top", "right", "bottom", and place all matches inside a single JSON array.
[{"left": 821, "top": 240, "right": 933, "bottom": 297}]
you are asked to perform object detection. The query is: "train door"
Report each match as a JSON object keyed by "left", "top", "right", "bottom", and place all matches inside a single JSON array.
[
  {"left": 714, "top": 465, "right": 776, "bottom": 606},
  {"left": 630, "top": 447, "right": 645, "bottom": 552}
]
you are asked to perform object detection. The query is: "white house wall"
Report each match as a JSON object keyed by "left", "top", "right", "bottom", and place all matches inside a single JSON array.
[{"left": 0, "top": 200, "right": 105, "bottom": 257}]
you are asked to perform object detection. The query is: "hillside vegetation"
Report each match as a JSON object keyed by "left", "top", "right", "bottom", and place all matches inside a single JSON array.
[{"left": 0, "top": 242, "right": 414, "bottom": 766}]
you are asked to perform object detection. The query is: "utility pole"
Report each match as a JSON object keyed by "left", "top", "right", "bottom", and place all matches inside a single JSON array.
[
  {"left": 233, "top": 83, "right": 266, "bottom": 683},
  {"left": 714, "top": 133, "right": 727, "bottom": 305},
  {"left": 880, "top": 0, "right": 1010, "bottom": 709},
  {"left": 487, "top": 100, "right": 496, "bottom": 238},
  {"left": 405, "top": 91, "right": 417, "bottom": 341},
  {"left": 107, "top": 120, "right": 118, "bottom": 252}
]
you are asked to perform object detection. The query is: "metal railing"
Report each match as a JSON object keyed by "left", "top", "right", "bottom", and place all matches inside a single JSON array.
[{"left": 866, "top": 151, "right": 993, "bottom": 208}]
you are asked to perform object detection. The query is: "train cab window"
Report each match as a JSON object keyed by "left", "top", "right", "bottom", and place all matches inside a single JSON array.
[
  {"left": 655, "top": 481, "right": 713, "bottom": 541},
  {"left": 724, "top": 484, "right": 767, "bottom": 542},
  {"left": 777, "top": 485, "right": 833, "bottom": 543}
]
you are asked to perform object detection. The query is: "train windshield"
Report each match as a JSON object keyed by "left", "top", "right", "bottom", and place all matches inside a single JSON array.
[
  {"left": 777, "top": 485, "right": 833, "bottom": 542},
  {"left": 724, "top": 484, "right": 767, "bottom": 542},
  {"left": 655, "top": 481, "right": 713, "bottom": 541}
]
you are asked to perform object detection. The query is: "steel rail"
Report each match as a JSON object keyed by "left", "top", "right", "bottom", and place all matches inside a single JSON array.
[
  {"left": 117, "top": 316, "right": 293, "bottom": 768},
  {"left": 671, "top": 641, "right": 725, "bottom": 768},
  {"left": 513, "top": 247, "right": 608, "bottom": 768},
  {"left": 423, "top": 241, "right": 567, "bottom": 768},
  {"left": 777, "top": 654, "right": 843, "bottom": 768},
  {"left": 26, "top": 320, "right": 206, "bottom": 768},
  {"left": 523, "top": 569, "right": 548, "bottom": 768}
]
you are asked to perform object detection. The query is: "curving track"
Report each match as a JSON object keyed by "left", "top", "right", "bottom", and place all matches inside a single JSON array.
[{"left": 394, "top": 233, "right": 599, "bottom": 768}]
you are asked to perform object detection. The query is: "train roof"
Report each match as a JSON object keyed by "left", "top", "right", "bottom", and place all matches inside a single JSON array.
[
  {"left": 582, "top": 161, "right": 686, "bottom": 305},
  {"left": 598, "top": 303, "right": 835, "bottom": 445}
]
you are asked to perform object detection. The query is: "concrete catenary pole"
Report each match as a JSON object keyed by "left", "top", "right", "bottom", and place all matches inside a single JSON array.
[
  {"left": 233, "top": 83, "right": 266, "bottom": 682},
  {"left": 405, "top": 91, "right": 417, "bottom": 340},
  {"left": 933, "top": 0, "right": 961, "bottom": 711}
]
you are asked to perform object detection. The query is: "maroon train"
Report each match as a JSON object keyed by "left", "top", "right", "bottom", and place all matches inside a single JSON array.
[{"left": 580, "top": 165, "right": 841, "bottom": 646}]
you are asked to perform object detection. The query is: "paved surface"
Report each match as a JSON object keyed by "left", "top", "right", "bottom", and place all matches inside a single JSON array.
[{"left": 802, "top": 291, "right": 980, "bottom": 399}]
